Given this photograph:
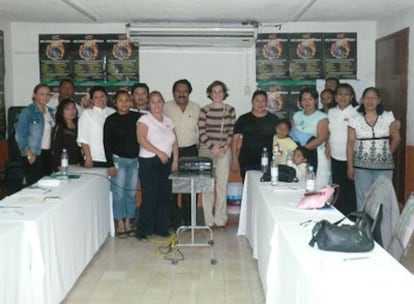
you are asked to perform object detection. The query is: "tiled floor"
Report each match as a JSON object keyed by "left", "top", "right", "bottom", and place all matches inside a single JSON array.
[{"left": 62, "top": 217, "right": 265, "bottom": 304}]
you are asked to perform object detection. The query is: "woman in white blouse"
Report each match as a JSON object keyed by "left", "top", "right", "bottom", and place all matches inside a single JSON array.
[
  {"left": 77, "top": 86, "right": 115, "bottom": 168},
  {"left": 136, "top": 91, "right": 178, "bottom": 241},
  {"left": 347, "top": 87, "right": 400, "bottom": 210},
  {"left": 326, "top": 83, "right": 359, "bottom": 215}
]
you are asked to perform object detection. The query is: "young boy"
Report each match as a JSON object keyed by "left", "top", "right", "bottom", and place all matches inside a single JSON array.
[
  {"left": 293, "top": 146, "right": 309, "bottom": 182},
  {"left": 272, "top": 118, "right": 297, "bottom": 164}
]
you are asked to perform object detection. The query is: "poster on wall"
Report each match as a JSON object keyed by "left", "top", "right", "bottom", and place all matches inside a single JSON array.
[
  {"left": 0, "top": 31, "right": 5, "bottom": 139},
  {"left": 258, "top": 80, "right": 316, "bottom": 120},
  {"left": 0, "top": 30, "right": 4, "bottom": 77},
  {"left": 72, "top": 34, "right": 106, "bottom": 83},
  {"left": 289, "top": 33, "right": 324, "bottom": 80},
  {"left": 39, "top": 33, "right": 139, "bottom": 92},
  {"left": 257, "top": 82, "right": 290, "bottom": 119},
  {"left": 0, "top": 82, "right": 5, "bottom": 139},
  {"left": 105, "top": 34, "right": 139, "bottom": 84},
  {"left": 39, "top": 34, "right": 73, "bottom": 86},
  {"left": 256, "top": 33, "right": 290, "bottom": 81},
  {"left": 323, "top": 33, "right": 357, "bottom": 79}
]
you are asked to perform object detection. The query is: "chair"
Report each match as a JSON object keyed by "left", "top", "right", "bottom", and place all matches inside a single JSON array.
[
  {"left": 2, "top": 106, "right": 25, "bottom": 196},
  {"left": 364, "top": 202, "right": 384, "bottom": 245},
  {"left": 362, "top": 175, "right": 400, "bottom": 248},
  {"left": 387, "top": 193, "right": 414, "bottom": 264}
]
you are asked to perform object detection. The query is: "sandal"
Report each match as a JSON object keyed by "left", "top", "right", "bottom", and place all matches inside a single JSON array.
[
  {"left": 116, "top": 231, "right": 127, "bottom": 239},
  {"left": 126, "top": 230, "right": 136, "bottom": 237}
]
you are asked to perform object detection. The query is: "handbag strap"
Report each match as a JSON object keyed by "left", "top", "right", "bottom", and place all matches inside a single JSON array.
[
  {"left": 332, "top": 211, "right": 368, "bottom": 226},
  {"left": 328, "top": 184, "right": 340, "bottom": 206}
]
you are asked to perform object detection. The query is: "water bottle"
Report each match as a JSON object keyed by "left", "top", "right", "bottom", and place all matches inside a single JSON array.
[
  {"left": 305, "top": 165, "right": 316, "bottom": 192},
  {"left": 61, "top": 148, "right": 69, "bottom": 176},
  {"left": 261, "top": 147, "right": 269, "bottom": 174},
  {"left": 270, "top": 155, "right": 279, "bottom": 186}
]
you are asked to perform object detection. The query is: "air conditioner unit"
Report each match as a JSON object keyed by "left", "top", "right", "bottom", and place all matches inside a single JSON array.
[{"left": 126, "top": 22, "right": 258, "bottom": 47}]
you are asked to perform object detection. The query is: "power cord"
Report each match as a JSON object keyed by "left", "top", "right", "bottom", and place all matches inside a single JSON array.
[
  {"left": 149, "top": 234, "right": 185, "bottom": 263},
  {"left": 69, "top": 171, "right": 140, "bottom": 192}
]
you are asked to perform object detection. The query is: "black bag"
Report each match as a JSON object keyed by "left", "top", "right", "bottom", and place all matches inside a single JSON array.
[
  {"left": 278, "top": 165, "right": 298, "bottom": 183},
  {"left": 260, "top": 165, "right": 298, "bottom": 183},
  {"left": 309, "top": 212, "right": 375, "bottom": 252}
]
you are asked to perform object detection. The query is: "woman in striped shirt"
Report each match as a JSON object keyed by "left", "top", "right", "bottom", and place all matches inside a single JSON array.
[{"left": 198, "top": 80, "right": 236, "bottom": 230}]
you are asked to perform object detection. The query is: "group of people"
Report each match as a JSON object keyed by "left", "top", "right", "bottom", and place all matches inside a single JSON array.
[
  {"left": 231, "top": 77, "right": 400, "bottom": 216},
  {"left": 14, "top": 79, "right": 234, "bottom": 240},
  {"left": 14, "top": 76, "right": 400, "bottom": 240}
]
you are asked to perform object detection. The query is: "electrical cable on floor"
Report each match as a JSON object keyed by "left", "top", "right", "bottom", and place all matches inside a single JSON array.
[{"left": 151, "top": 234, "right": 185, "bottom": 262}]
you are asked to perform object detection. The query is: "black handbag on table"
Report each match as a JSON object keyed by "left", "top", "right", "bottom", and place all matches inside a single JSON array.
[
  {"left": 308, "top": 212, "right": 375, "bottom": 253},
  {"left": 260, "top": 165, "right": 298, "bottom": 183},
  {"left": 278, "top": 165, "right": 298, "bottom": 182}
]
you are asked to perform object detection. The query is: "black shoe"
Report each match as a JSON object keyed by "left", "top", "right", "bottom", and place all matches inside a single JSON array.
[{"left": 136, "top": 233, "right": 147, "bottom": 241}]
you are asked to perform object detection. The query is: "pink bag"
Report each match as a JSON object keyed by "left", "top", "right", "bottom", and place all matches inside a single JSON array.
[{"left": 298, "top": 185, "right": 339, "bottom": 209}]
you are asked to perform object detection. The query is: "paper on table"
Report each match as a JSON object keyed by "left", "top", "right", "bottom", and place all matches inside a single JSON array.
[
  {"left": 262, "top": 182, "right": 305, "bottom": 191},
  {"left": 1, "top": 194, "right": 45, "bottom": 206}
]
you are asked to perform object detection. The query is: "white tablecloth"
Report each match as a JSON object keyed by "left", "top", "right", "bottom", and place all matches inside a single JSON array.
[
  {"left": 238, "top": 170, "right": 414, "bottom": 304},
  {"left": 0, "top": 222, "right": 36, "bottom": 304},
  {"left": 0, "top": 167, "right": 112, "bottom": 304}
]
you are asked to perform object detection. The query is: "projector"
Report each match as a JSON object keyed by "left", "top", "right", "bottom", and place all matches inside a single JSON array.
[{"left": 179, "top": 156, "right": 213, "bottom": 172}]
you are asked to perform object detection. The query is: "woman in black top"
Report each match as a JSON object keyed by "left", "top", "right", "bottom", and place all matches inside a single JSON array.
[
  {"left": 51, "top": 98, "right": 82, "bottom": 172},
  {"left": 231, "top": 90, "right": 278, "bottom": 180},
  {"left": 104, "top": 90, "right": 142, "bottom": 238}
]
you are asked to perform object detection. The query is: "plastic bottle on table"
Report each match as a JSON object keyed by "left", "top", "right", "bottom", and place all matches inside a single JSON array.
[
  {"left": 305, "top": 165, "right": 316, "bottom": 192},
  {"left": 270, "top": 155, "right": 279, "bottom": 186},
  {"left": 61, "top": 148, "right": 69, "bottom": 176},
  {"left": 261, "top": 147, "right": 269, "bottom": 174}
]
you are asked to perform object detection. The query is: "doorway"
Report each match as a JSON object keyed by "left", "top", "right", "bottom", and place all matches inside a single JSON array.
[{"left": 376, "top": 28, "right": 409, "bottom": 203}]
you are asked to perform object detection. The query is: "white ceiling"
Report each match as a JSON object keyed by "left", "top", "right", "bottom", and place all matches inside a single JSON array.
[{"left": 0, "top": 0, "right": 413, "bottom": 24}]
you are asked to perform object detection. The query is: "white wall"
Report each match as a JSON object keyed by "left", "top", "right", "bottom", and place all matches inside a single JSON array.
[
  {"left": 377, "top": 8, "right": 414, "bottom": 145},
  {"left": 5, "top": 21, "right": 376, "bottom": 118}
]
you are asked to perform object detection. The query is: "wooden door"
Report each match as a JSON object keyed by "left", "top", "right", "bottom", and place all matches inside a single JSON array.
[{"left": 376, "top": 28, "right": 409, "bottom": 203}]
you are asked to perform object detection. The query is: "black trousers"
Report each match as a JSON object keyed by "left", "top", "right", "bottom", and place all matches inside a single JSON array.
[
  {"left": 171, "top": 145, "right": 198, "bottom": 228},
  {"left": 22, "top": 149, "right": 52, "bottom": 186},
  {"left": 138, "top": 156, "right": 172, "bottom": 236},
  {"left": 331, "top": 157, "right": 357, "bottom": 215}
]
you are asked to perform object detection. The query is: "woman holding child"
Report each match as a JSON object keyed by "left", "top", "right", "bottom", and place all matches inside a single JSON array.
[
  {"left": 292, "top": 87, "right": 330, "bottom": 189},
  {"left": 231, "top": 90, "right": 278, "bottom": 180}
]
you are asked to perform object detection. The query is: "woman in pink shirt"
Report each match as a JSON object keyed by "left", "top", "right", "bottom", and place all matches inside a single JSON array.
[{"left": 136, "top": 91, "right": 178, "bottom": 241}]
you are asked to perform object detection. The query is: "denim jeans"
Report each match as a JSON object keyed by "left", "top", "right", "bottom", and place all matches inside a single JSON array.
[
  {"left": 111, "top": 156, "right": 138, "bottom": 220},
  {"left": 354, "top": 168, "right": 393, "bottom": 211}
]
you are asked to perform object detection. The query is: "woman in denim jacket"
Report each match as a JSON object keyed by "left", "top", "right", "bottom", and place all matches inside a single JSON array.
[{"left": 16, "top": 84, "right": 55, "bottom": 185}]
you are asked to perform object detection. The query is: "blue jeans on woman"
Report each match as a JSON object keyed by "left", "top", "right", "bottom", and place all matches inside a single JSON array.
[
  {"left": 111, "top": 155, "right": 138, "bottom": 220},
  {"left": 354, "top": 168, "right": 393, "bottom": 211}
]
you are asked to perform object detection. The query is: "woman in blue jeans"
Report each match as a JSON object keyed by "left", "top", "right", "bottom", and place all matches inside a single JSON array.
[
  {"left": 104, "top": 90, "right": 142, "bottom": 238},
  {"left": 347, "top": 87, "right": 401, "bottom": 210},
  {"left": 15, "top": 83, "right": 55, "bottom": 185}
]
